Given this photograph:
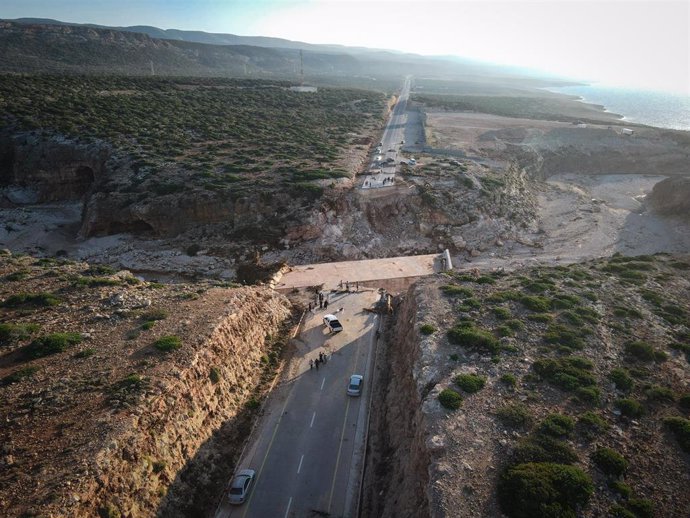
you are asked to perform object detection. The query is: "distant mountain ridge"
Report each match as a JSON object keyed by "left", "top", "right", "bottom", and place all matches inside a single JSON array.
[{"left": 0, "top": 18, "right": 567, "bottom": 90}]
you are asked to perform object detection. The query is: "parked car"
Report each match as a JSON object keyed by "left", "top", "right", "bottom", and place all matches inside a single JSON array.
[
  {"left": 228, "top": 469, "right": 255, "bottom": 505},
  {"left": 323, "top": 314, "right": 343, "bottom": 333},
  {"left": 347, "top": 374, "right": 363, "bottom": 396}
]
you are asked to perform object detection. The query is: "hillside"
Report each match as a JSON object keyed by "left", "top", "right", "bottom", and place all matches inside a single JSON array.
[{"left": 364, "top": 254, "right": 690, "bottom": 518}]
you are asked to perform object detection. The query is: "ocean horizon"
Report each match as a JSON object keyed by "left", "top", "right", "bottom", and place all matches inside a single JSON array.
[{"left": 547, "top": 84, "right": 690, "bottom": 131}]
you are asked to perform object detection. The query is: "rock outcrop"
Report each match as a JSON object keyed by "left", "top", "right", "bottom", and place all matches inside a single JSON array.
[{"left": 646, "top": 176, "right": 690, "bottom": 216}]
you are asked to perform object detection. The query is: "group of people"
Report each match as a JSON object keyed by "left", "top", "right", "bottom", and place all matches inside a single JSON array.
[
  {"left": 381, "top": 176, "right": 394, "bottom": 185},
  {"left": 309, "top": 351, "right": 328, "bottom": 370},
  {"left": 338, "top": 280, "right": 359, "bottom": 292},
  {"left": 307, "top": 291, "right": 329, "bottom": 312}
]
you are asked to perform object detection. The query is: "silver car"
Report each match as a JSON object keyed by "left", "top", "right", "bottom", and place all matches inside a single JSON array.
[
  {"left": 228, "top": 469, "right": 255, "bottom": 505},
  {"left": 347, "top": 374, "right": 363, "bottom": 396}
]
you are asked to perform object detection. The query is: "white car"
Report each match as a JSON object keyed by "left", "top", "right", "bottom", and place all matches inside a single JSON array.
[
  {"left": 347, "top": 374, "right": 363, "bottom": 396},
  {"left": 228, "top": 469, "right": 255, "bottom": 505},
  {"left": 323, "top": 314, "right": 343, "bottom": 333}
]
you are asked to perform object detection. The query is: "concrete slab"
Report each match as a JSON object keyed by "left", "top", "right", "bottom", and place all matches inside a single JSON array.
[{"left": 275, "top": 253, "right": 442, "bottom": 291}]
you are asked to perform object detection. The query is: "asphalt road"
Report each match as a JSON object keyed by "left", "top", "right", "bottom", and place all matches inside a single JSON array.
[
  {"left": 216, "top": 289, "right": 380, "bottom": 518},
  {"left": 363, "top": 76, "right": 411, "bottom": 189}
]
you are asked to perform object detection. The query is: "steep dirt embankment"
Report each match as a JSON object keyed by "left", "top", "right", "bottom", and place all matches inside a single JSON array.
[
  {"left": 362, "top": 284, "right": 433, "bottom": 518},
  {"left": 0, "top": 254, "right": 294, "bottom": 518}
]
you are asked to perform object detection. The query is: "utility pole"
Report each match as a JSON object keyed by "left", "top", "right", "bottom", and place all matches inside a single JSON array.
[{"left": 150, "top": 60, "right": 155, "bottom": 76}]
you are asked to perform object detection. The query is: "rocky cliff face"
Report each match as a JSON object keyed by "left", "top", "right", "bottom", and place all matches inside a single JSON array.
[
  {"left": 646, "top": 176, "right": 690, "bottom": 216},
  {"left": 0, "top": 131, "right": 111, "bottom": 203},
  {"left": 362, "top": 284, "right": 433, "bottom": 518}
]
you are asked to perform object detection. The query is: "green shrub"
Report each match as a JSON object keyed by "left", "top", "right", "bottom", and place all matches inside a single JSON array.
[
  {"left": 74, "top": 348, "right": 96, "bottom": 359},
  {"left": 543, "top": 324, "right": 584, "bottom": 350},
  {"left": 493, "top": 307, "right": 512, "bottom": 320},
  {"left": 505, "top": 319, "right": 525, "bottom": 331},
  {"left": 152, "top": 460, "right": 166, "bottom": 474},
  {"left": 438, "top": 388, "right": 463, "bottom": 410},
  {"left": 625, "top": 341, "right": 656, "bottom": 361},
  {"left": 575, "top": 386, "right": 601, "bottom": 405},
  {"left": 609, "top": 368, "right": 634, "bottom": 391},
  {"left": 615, "top": 398, "right": 645, "bottom": 418},
  {"left": 447, "top": 325, "right": 500, "bottom": 354},
  {"left": 245, "top": 397, "right": 261, "bottom": 410},
  {"left": 24, "top": 332, "right": 82, "bottom": 359},
  {"left": 625, "top": 498, "right": 654, "bottom": 518},
  {"left": 141, "top": 321, "right": 155, "bottom": 330},
  {"left": 519, "top": 295, "right": 551, "bottom": 312},
  {"left": 552, "top": 294, "right": 581, "bottom": 309},
  {"left": 512, "top": 435, "right": 578, "bottom": 465},
  {"left": 441, "top": 285, "right": 473, "bottom": 297},
  {"left": 497, "top": 462, "right": 593, "bottom": 518},
  {"left": 1, "top": 292, "right": 60, "bottom": 308},
  {"left": 577, "top": 411, "right": 609, "bottom": 439},
  {"left": 609, "top": 480, "right": 632, "bottom": 498},
  {"left": 591, "top": 447, "right": 628, "bottom": 477},
  {"left": 532, "top": 356, "right": 596, "bottom": 391},
  {"left": 153, "top": 335, "right": 182, "bottom": 352},
  {"left": 209, "top": 366, "right": 221, "bottom": 384},
  {"left": 537, "top": 414, "right": 575, "bottom": 438},
  {"left": 500, "top": 373, "right": 517, "bottom": 388},
  {"left": 455, "top": 373, "right": 486, "bottom": 393},
  {"left": 0, "top": 323, "right": 40, "bottom": 345},
  {"left": 487, "top": 290, "right": 520, "bottom": 303},
  {"left": 645, "top": 385, "right": 675, "bottom": 403},
  {"left": 2, "top": 365, "right": 40, "bottom": 385},
  {"left": 141, "top": 309, "right": 168, "bottom": 321},
  {"left": 420, "top": 323, "right": 436, "bottom": 335},
  {"left": 496, "top": 403, "right": 532, "bottom": 428},
  {"left": 663, "top": 416, "right": 690, "bottom": 452},
  {"left": 497, "top": 325, "right": 515, "bottom": 337}
]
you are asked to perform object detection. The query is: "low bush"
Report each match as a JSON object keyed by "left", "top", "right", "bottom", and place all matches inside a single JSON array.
[
  {"left": 487, "top": 290, "right": 520, "bottom": 303},
  {"left": 609, "top": 504, "right": 636, "bottom": 518},
  {"left": 0, "top": 323, "right": 40, "bottom": 345},
  {"left": 74, "top": 348, "right": 96, "bottom": 359},
  {"left": 153, "top": 335, "right": 181, "bottom": 352},
  {"left": 663, "top": 416, "right": 690, "bottom": 453},
  {"left": 500, "top": 373, "right": 517, "bottom": 388},
  {"left": 441, "top": 285, "right": 473, "bottom": 297},
  {"left": 493, "top": 307, "right": 512, "bottom": 320},
  {"left": 505, "top": 319, "right": 525, "bottom": 331},
  {"left": 420, "top": 323, "right": 436, "bottom": 335},
  {"left": 209, "top": 366, "right": 221, "bottom": 384},
  {"left": 625, "top": 341, "right": 656, "bottom": 362},
  {"left": 537, "top": 414, "right": 575, "bottom": 438},
  {"left": 455, "top": 373, "right": 486, "bottom": 393},
  {"left": 519, "top": 295, "right": 551, "bottom": 312},
  {"left": 438, "top": 388, "right": 463, "bottom": 410},
  {"left": 497, "top": 462, "right": 593, "bottom": 518},
  {"left": 543, "top": 324, "right": 585, "bottom": 350},
  {"left": 577, "top": 411, "right": 609, "bottom": 439},
  {"left": 615, "top": 398, "right": 645, "bottom": 418},
  {"left": 496, "top": 403, "right": 533, "bottom": 429},
  {"left": 2, "top": 365, "right": 40, "bottom": 385},
  {"left": 591, "top": 447, "right": 628, "bottom": 477},
  {"left": 24, "top": 332, "right": 82, "bottom": 359},
  {"left": 1, "top": 292, "right": 60, "bottom": 308},
  {"left": 141, "top": 309, "right": 168, "bottom": 321},
  {"left": 609, "top": 480, "right": 632, "bottom": 498},
  {"left": 645, "top": 385, "right": 675, "bottom": 403},
  {"left": 679, "top": 393, "right": 690, "bottom": 410},
  {"left": 532, "top": 356, "right": 596, "bottom": 391},
  {"left": 609, "top": 368, "right": 634, "bottom": 391},
  {"left": 625, "top": 498, "right": 654, "bottom": 518},
  {"left": 447, "top": 324, "right": 500, "bottom": 354},
  {"left": 512, "top": 435, "right": 578, "bottom": 465},
  {"left": 575, "top": 386, "right": 601, "bottom": 405}
]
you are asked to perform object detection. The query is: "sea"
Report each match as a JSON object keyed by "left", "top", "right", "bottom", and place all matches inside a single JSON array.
[{"left": 547, "top": 85, "right": 690, "bottom": 131}]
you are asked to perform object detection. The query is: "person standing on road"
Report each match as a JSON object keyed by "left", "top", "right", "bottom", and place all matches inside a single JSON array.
[
  {"left": 309, "top": 359, "right": 314, "bottom": 369},
  {"left": 308, "top": 302, "right": 312, "bottom": 312},
  {"left": 315, "top": 358, "right": 320, "bottom": 370},
  {"left": 324, "top": 299, "right": 329, "bottom": 309},
  {"left": 319, "top": 352, "right": 324, "bottom": 363}
]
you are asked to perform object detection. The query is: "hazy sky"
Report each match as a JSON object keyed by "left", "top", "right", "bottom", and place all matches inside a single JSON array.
[{"left": 2, "top": 0, "right": 688, "bottom": 94}]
